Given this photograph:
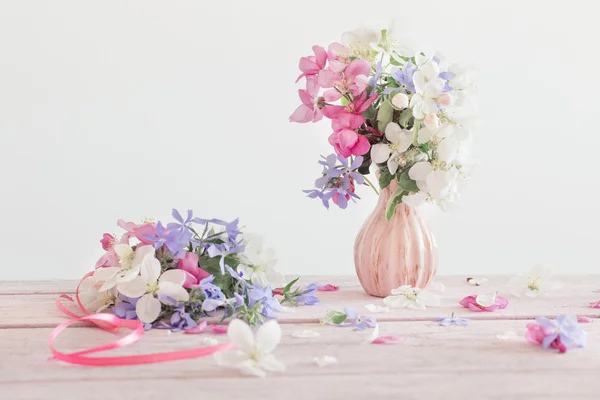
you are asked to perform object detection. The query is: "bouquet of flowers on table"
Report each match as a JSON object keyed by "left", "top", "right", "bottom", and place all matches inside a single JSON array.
[
  {"left": 79, "top": 209, "right": 319, "bottom": 330},
  {"left": 290, "top": 24, "right": 476, "bottom": 219}
]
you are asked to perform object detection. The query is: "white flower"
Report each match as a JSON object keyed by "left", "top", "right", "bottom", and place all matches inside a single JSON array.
[
  {"left": 364, "top": 304, "right": 390, "bottom": 314},
  {"left": 370, "top": 122, "right": 413, "bottom": 174},
  {"left": 78, "top": 267, "right": 120, "bottom": 312},
  {"left": 413, "top": 60, "right": 445, "bottom": 94},
  {"left": 313, "top": 355, "right": 338, "bottom": 368},
  {"left": 383, "top": 285, "right": 440, "bottom": 310},
  {"left": 341, "top": 26, "right": 381, "bottom": 59},
  {"left": 423, "top": 113, "right": 439, "bottom": 130},
  {"left": 202, "top": 338, "right": 219, "bottom": 346},
  {"left": 214, "top": 319, "right": 285, "bottom": 378},
  {"left": 291, "top": 330, "right": 320, "bottom": 338},
  {"left": 237, "top": 233, "right": 283, "bottom": 288},
  {"left": 467, "top": 277, "right": 488, "bottom": 286},
  {"left": 391, "top": 93, "right": 409, "bottom": 110},
  {"left": 426, "top": 168, "right": 459, "bottom": 199},
  {"left": 507, "top": 265, "right": 563, "bottom": 298},
  {"left": 417, "top": 123, "right": 453, "bottom": 145},
  {"left": 99, "top": 244, "right": 155, "bottom": 291},
  {"left": 385, "top": 20, "right": 414, "bottom": 58},
  {"left": 116, "top": 255, "right": 189, "bottom": 323}
]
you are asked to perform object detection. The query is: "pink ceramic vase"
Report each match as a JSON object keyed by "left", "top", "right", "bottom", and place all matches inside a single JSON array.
[{"left": 354, "top": 179, "right": 438, "bottom": 297}]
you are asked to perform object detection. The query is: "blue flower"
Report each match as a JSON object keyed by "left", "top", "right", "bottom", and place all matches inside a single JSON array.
[
  {"left": 536, "top": 315, "right": 586, "bottom": 349},
  {"left": 368, "top": 61, "right": 383, "bottom": 91},
  {"left": 143, "top": 221, "right": 190, "bottom": 259},
  {"left": 437, "top": 313, "right": 471, "bottom": 326},
  {"left": 293, "top": 283, "right": 320, "bottom": 305},
  {"left": 304, "top": 154, "right": 363, "bottom": 210},
  {"left": 390, "top": 60, "right": 416, "bottom": 93},
  {"left": 247, "top": 284, "right": 282, "bottom": 319}
]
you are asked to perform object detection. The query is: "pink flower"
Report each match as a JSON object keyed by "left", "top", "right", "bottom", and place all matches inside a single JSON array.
[
  {"left": 328, "top": 130, "right": 370, "bottom": 158},
  {"left": 318, "top": 59, "right": 370, "bottom": 101},
  {"left": 210, "top": 324, "right": 228, "bottom": 334},
  {"left": 332, "top": 176, "right": 355, "bottom": 206},
  {"left": 289, "top": 89, "right": 323, "bottom": 123},
  {"left": 459, "top": 294, "right": 508, "bottom": 312},
  {"left": 577, "top": 316, "right": 592, "bottom": 323},
  {"left": 296, "top": 45, "right": 327, "bottom": 95},
  {"left": 184, "top": 320, "right": 207, "bottom": 334},
  {"left": 95, "top": 249, "right": 119, "bottom": 269},
  {"left": 316, "top": 284, "right": 339, "bottom": 292},
  {"left": 323, "top": 91, "right": 378, "bottom": 131},
  {"left": 326, "top": 42, "right": 351, "bottom": 72},
  {"left": 117, "top": 219, "right": 156, "bottom": 245},
  {"left": 178, "top": 252, "right": 210, "bottom": 289},
  {"left": 589, "top": 300, "right": 600, "bottom": 308},
  {"left": 100, "top": 233, "right": 115, "bottom": 251},
  {"left": 526, "top": 323, "right": 567, "bottom": 353}
]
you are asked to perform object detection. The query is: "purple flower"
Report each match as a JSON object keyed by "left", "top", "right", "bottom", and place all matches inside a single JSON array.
[
  {"left": 333, "top": 307, "right": 377, "bottom": 331},
  {"left": 113, "top": 297, "right": 138, "bottom": 320},
  {"left": 169, "top": 304, "right": 198, "bottom": 332},
  {"left": 166, "top": 209, "right": 204, "bottom": 236},
  {"left": 197, "top": 275, "right": 226, "bottom": 300},
  {"left": 437, "top": 313, "right": 471, "bottom": 326},
  {"left": 293, "top": 283, "right": 320, "bottom": 305},
  {"left": 369, "top": 61, "right": 383, "bottom": 90},
  {"left": 304, "top": 154, "right": 363, "bottom": 210},
  {"left": 535, "top": 315, "right": 586, "bottom": 349},
  {"left": 143, "top": 221, "right": 190, "bottom": 259},
  {"left": 390, "top": 60, "right": 416, "bottom": 93},
  {"left": 248, "top": 284, "right": 282, "bottom": 319}
]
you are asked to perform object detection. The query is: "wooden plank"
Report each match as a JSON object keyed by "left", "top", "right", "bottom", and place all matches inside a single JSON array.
[
  {"left": 0, "top": 320, "right": 599, "bottom": 399},
  {"left": 2, "top": 276, "right": 599, "bottom": 328},
  {"left": 0, "top": 280, "right": 77, "bottom": 295}
]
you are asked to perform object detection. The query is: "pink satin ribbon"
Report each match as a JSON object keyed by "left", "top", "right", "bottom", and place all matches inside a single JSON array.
[{"left": 52, "top": 272, "right": 235, "bottom": 366}]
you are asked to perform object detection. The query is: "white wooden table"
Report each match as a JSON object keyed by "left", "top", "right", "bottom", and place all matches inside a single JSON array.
[{"left": 1, "top": 275, "right": 599, "bottom": 399}]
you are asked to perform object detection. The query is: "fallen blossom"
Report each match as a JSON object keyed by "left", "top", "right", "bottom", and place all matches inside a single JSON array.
[
  {"left": 466, "top": 277, "right": 487, "bottom": 286},
  {"left": 459, "top": 293, "right": 508, "bottom": 312},
  {"left": 428, "top": 281, "right": 445, "bottom": 292},
  {"left": 507, "top": 264, "right": 562, "bottom": 297},
  {"left": 383, "top": 285, "right": 440, "bottom": 310},
  {"left": 214, "top": 319, "right": 285, "bottom": 378},
  {"left": 437, "top": 313, "right": 471, "bottom": 326},
  {"left": 313, "top": 355, "right": 338, "bottom": 367},
  {"left": 589, "top": 300, "right": 600, "bottom": 308},
  {"left": 202, "top": 337, "right": 219, "bottom": 346},
  {"left": 364, "top": 304, "right": 390, "bottom": 313},
  {"left": 291, "top": 330, "right": 321, "bottom": 338},
  {"left": 184, "top": 320, "right": 207, "bottom": 334},
  {"left": 316, "top": 284, "right": 339, "bottom": 292},
  {"left": 320, "top": 307, "right": 376, "bottom": 331},
  {"left": 368, "top": 324, "right": 407, "bottom": 344},
  {"left": 210, "top": 324, "right": 228, "bottom": 334},
  {"left": 577, "top": 316, "right": 592, "bottom": 323},
  {"left": 525, "top": 315, "right": 586, "bottom": 354}
]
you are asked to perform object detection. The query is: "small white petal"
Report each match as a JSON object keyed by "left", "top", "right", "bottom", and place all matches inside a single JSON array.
[
  {"left": 93, "top": 267, "right": 121, "bottom": 282},
  {"left": 428, "top": 281, "right": 445, "bottom": 292},
  {"left": 364, "top": 304, "right": 390, "bottom": 313},
  {"left": 475, "top": 293, "right": 496, "bottom": 308},
  {"left": 391, "top": 93, "right": 409, "bottom": 109},
  {"left": 214, "top": 349, "right": 250, "bottom": 367},
  {"left": 133, "top": 245, "right": 156, "bottom": 267},
  {"left": 159, "top": 269, "right": 187, "bottom": 286},
  {"left": 136, "top": 294, "right": 162, "bottom": 323},
  {"left": 416, "top": 291, "right": 441, "bottom": 307},
  {"left": 255, "top": 320, "right": 282, "bottom": 354},
  {"left": 113, "top": 244, "right": 132, "bottom": 260},
  {"left": 371, "top": 143, "right": 392, "bottom": 163},
  {"left": 158, "top": 281, "right": 190, "bottom": 302},
  {"left": 387, "top": 158, "right": 399, "bottom": 175},
  {"left": 402, "top": 192, "right": 427, "bottom": 208},
  {"left": 116, "top": 276, "right": 148, "bottom": 298},
  {"left": 237, "top": 360, "right": 267, "bottom": 378},
  {"left": 409, "top": 162, "right": 433, "bottom": 181},
  {"left": 114, "top": 265, "right": 141, "bottom": 283},
  {"left": 140, "top": 255, "right": 161, "bottom": 283},
  {"left": 313, "top": 355, "right": 338, "bottom": 367},
  {"left": 202, "top": 337, "right": 219, "bottom": 346},
  {"left": 291, "top": 330, "right": 321, "bottom": 338},
  {"left": 258, "top": 354, "right": 286, "bottom": 372},
  {"left": 384, "top": 122, "right": 403, "bottom": 143},
  {"left": 227, "top": 319, "right": 255, "bottom": 353},
  {"left": 417, "top": 127, "right": 435, "bottom": 144},
  {"left": 437, "top": 137, "right": 459, "bottom": 163},
  {"left": 426, "top": 170, "right": 452, "bottom": 198}
]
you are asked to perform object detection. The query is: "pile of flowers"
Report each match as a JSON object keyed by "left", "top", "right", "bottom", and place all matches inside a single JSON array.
[
  {"left": 79, "top": 209, "right": 318, "bottom": 330},
  {"left": 291, "top": 24, "right": 475, "bottom": 218}
]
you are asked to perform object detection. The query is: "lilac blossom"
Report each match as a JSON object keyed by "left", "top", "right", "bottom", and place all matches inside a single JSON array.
[
  {"left": 368, "top": 61, "right": 383, "bottom": 90},
  {"left": 143, "top": 221, "right": 190, "bottom": 259},
  {"left": 166, "top": 209, "right": 205, "bottom": 237},
  {"left": 304, "top": 154, "right": 363, "bottom": 210},
  {"left": 113, "top": 296, "right": 138, "bottom": 320},
  {"left": 535, "top": 315, "right": 586, "bottom": 349},
  {"left": 169, "top": 303, "right": 198, "bottom": 332},
  {"left": 248, "top": 284, "right": 282, "bottom": 319},
  {"left": 293, "top": 283, "right": 320, "bottom": 305},
  {"left": 437, "top": 313, "right": 471, "bottom": 326},
  {"left": 390, "top": 60, "right": 416, "bottom": 93}
]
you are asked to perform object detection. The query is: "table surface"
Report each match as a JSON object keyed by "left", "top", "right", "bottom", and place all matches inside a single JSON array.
[{"left": 1, "top": 275, "right": 599, "bottom": 400}]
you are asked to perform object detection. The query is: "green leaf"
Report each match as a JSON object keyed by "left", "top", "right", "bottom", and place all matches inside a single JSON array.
[
  {"left": 398, "top": 108, "right": 413, "bottom": 128},
  {"left": 412, "top": 120, "right": 422, "bottom": 146},
  {"left": 363, "top": 104, "right": 376, "bottom": 120},
  {"left": 378, "top": 169, "right": 394, "bottom": 189},
  {"left": 398, "top": 169, "right": 419, "bottom": 193},
  {"left": 340, "top": 96, "right": 349, "bottom": 106},
  {"left": 385, "top": 187, "right": 406, "bottom": 221},
  {"left": 283, "top": 277, "right": 300, "bottom": 293},
  {"left": 326, "top": 310, "right": 348, "bottom": 325},
  {"left": 380, "top": 29, "right": 387, "bottom": 43},
  {"left": 377, "top": 99, "right": 394, "bottom": 132},
  {"left": 420, "top": 143, "right": 430, "bottom": 152}
]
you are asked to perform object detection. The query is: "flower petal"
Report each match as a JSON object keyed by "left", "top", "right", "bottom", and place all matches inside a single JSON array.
[
  {"left": 402, "top": 192, "right": 427, "bottom": 208},
  {"left": 214, "top": 349, "right": 249, "bottom": 367},
  {"left": 409, "top": 162, "right": 433, "bottom": 181},
  {"left": 255, "top": 320, "right": 282, "bottom": 354},
  {"left": 258, "top": 354, "right": 286, "bottom": 372},
  {"left": 227, "top": 319, "right": 255, "bottom": 353},
  {"left": 160, "top": 269, "right": 186, "bottom": 286},
  {"left": 384, "top": 122, "right": 403, "bottom": 143},
  {"left": 158, "top": 281, "right": 190, "bottom": 302},
  {"left": 116, "top": 276, "right": 148, "bottom": 298},
  {"left": 140, "top": 255, "right": 161, "bottom": 283},
  {"left": 135, "top": 294, "right": 161, "bottom": 323},
  {"left": 437, "top": 137, "right": 459, "bottom": 163},
  {"left": 371, "top": 143, "right": 391, "bottom": 163}
]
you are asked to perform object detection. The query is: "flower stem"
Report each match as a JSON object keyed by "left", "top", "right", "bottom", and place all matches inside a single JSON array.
[{"left": 363, "top": 175, "right": 380, "bottom": 195}]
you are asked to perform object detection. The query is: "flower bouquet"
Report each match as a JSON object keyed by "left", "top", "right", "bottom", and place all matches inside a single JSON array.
[
  {"left": 290, "top": 24, "right": 476, "bottom": 296},
  {"left": 77, "top": 209, "right": 317, "bottom": 330}
]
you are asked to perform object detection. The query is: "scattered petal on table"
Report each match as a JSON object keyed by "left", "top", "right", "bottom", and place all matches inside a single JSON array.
[
  {"left": 466, "top": 277, "right": 487, "bottom": 286},
  {"left": 364, "top": 304, "right": 390, "bottom": 313},
  {"left": 210, "top": 324, "right": 228, "bottom": 334},
  {"left": 496, "top": 331, "right": 519, "bottom": 341},
  {"left": 184, "top": 320, "right": 207, "bottom": 334},
  {"left": 577, "top": 316, "right": 592, "bottom": 323},
  {"left": 316, "top": 284, "right": 339, "bottom": 292},
  {"left": 437, "top": 313, "right": 471, "bottom": 326},
  {"left": 367, "top": 324, "right": 407, "bottom": 344},
  {"left": 313, "top": 355, "right": 338, "bottom": 367},
  {"left": 428, "top": 281, "right": 445, "bottom": 292},
  {"left": 292, "top": 330, "right": 321, "bottom": 338},
  {"left": 202, "top": 337, "right": 219, "bottom": 346},
  {"left": 589, "top": 300, "right": 600, "bottom": 309}
]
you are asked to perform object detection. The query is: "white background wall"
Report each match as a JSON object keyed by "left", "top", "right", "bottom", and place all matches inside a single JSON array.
[{"left": 1, "top": 0, "right": 599, "bottom": 281}]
